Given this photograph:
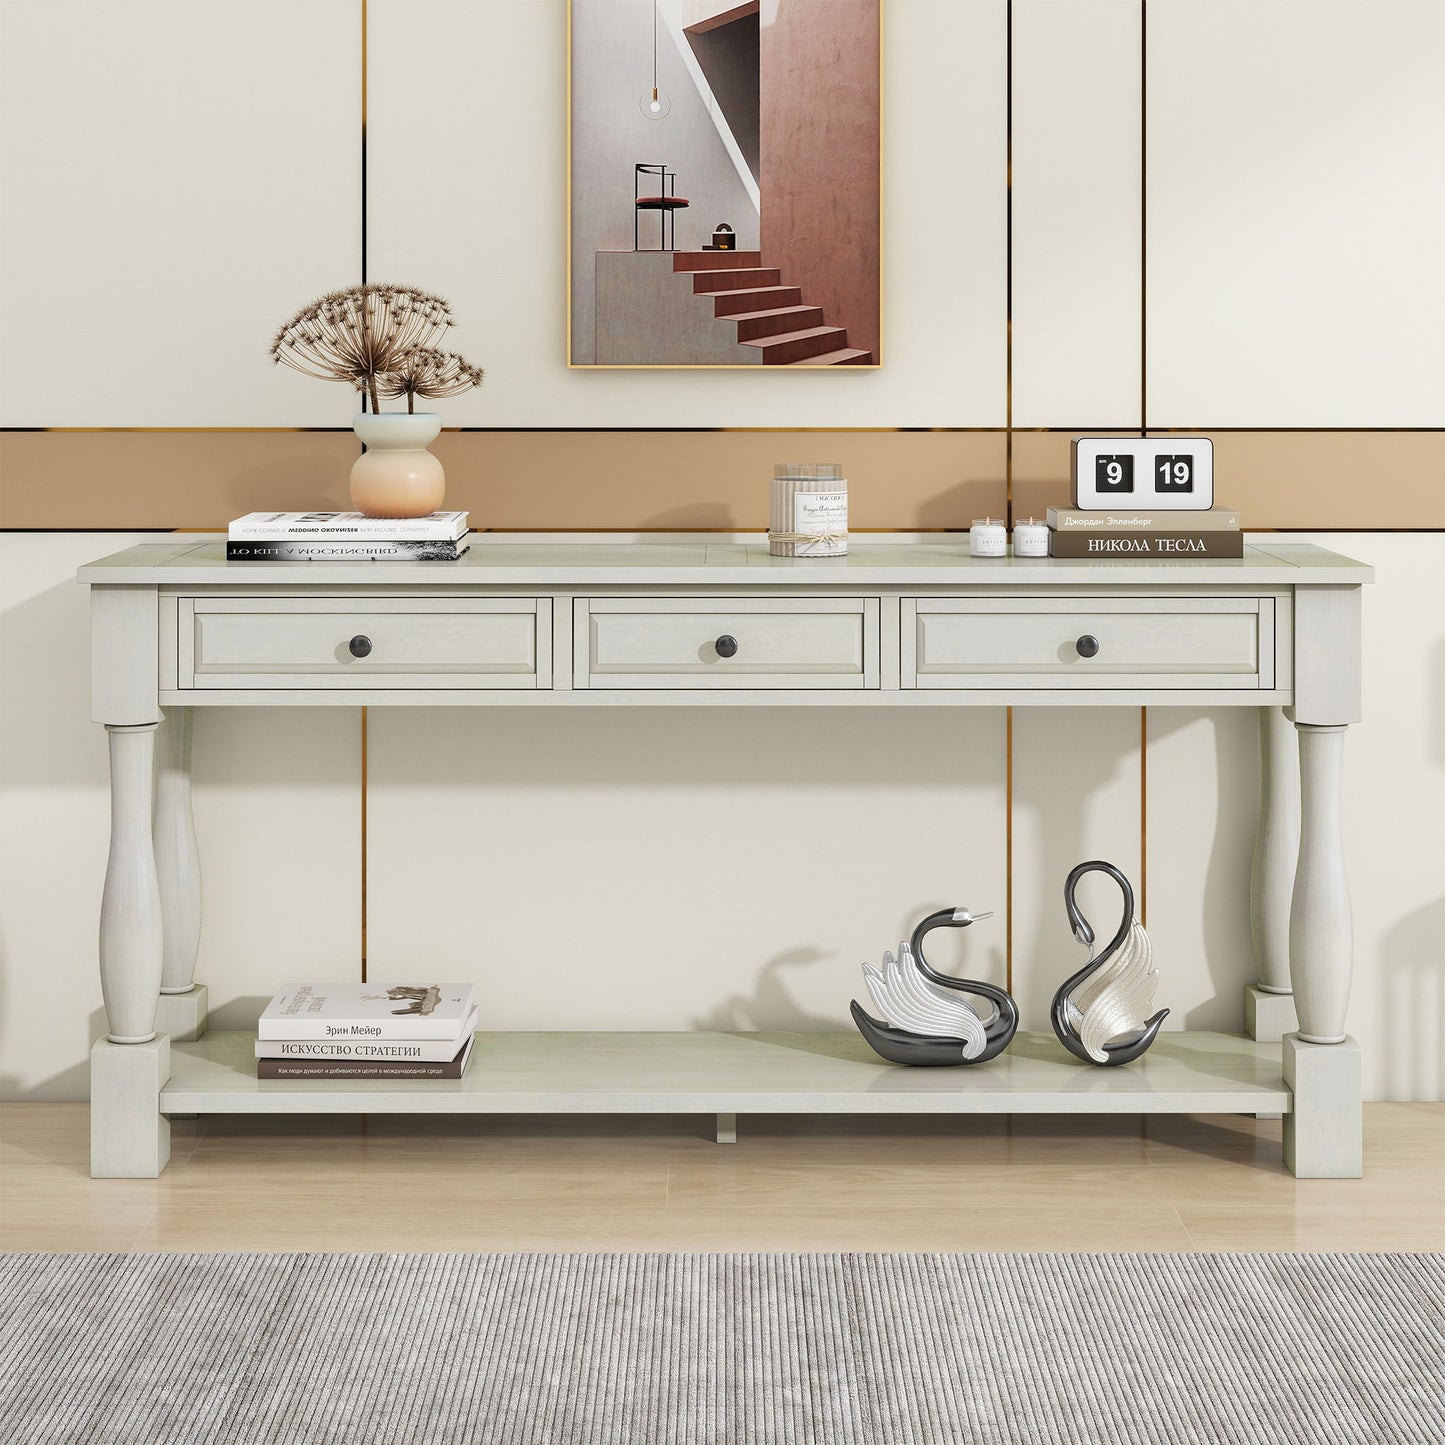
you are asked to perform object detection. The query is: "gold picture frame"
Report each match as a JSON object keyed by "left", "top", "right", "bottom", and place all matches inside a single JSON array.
[{"left": 567, "top": 0, "right": 882, "bottom": 369}]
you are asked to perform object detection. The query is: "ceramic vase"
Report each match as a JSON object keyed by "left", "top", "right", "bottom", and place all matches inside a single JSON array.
[{"left": 350, "top": 412, "right": 445, "bottom": 518}]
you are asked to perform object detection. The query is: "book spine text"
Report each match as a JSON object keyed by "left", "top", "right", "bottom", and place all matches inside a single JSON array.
[
  {"left": 1048, "top": 531, "right": 1245, "bottom": 559},
  {"left": 227, "top": 541, "right": 468, "bottom": 561}
]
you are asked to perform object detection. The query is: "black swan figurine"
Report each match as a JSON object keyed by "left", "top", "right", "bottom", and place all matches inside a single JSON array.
[
  {"left": 851, "top": 907, "right": 1019, "bottom": 1066},
  {"left": 1051, "top": 861, "right": 1168, "bottom": 1066}
]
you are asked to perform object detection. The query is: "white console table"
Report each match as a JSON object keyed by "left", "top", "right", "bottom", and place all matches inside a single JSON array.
[{"left": 79, "top": 534, "right": 1372, "bottom": 1179}]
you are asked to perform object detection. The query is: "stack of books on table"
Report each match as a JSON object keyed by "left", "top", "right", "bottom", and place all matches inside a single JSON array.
[
  {"left": 1046, "top": 506, "right": 1243, "bottom": 559},
  {"left": 255, "top": 982, "right": 478, "bottom": 1080},
  {"left": 227, "top": 511, "right": 470, "bottom": 562}
]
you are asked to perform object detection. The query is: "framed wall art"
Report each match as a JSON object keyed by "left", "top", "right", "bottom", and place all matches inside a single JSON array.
[{"left": 568, "top": 0, "right": 882, "bottom": 368}]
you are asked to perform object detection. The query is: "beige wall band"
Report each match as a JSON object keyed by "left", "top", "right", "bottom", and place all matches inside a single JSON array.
[{"left": 4, "top": 429, "right": 1439, "bottom": 532}]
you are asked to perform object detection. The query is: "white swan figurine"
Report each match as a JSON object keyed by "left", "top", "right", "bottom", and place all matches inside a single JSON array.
[
  {"left": 860, "top": 917, "right": 998, "bottom": 1061},
  {"left": 1051, "top": 861, "right": 1168, "bottom": 1066}
]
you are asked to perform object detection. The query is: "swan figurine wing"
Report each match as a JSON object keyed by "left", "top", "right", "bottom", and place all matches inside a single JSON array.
[
  {"left": 1076, "top": 920, "right": 1159, "bottom": 1063},
  {"left": 861, "top": 943, "right": 987, "bottom": 1060},
  {"left": 893, "top": 943, "right": 986, "bottom": 1041}
]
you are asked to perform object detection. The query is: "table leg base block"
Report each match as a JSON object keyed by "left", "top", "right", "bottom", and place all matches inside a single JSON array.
[
  {"left": 1245, "top": 985, "right": 1298, "bottom": 1043},
  {"left": 715, "top": 1112, "right": 737, "bottom": 1145},
  {"left": 1282, "top": 1033, "right": 1361, "bottom": 1178},
  {"left": 154, "top": 983, "right": 208, "bottom": 1043},
  {"left": 90, "top": 1035, "right": 171, "bottom": 1179}
]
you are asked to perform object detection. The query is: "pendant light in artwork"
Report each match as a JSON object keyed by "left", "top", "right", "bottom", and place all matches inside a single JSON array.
[{"left": 639, "top": 1, "right": 671, "bottom": 118}]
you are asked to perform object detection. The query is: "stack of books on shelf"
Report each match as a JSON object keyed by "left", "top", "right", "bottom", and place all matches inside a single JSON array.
[
  {"left": 1046, "top": 506, "right": 1243, "bottom": 559},
  {"left": 227, "top": 511, "right": 470, "bottom": 562},
  {"left": 256, "top": 982, "right": 478, "bottom": 1080}
]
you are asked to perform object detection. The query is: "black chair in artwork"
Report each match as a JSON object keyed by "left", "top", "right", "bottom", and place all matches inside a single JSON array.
[{"left": 634, "top": 164, "right": 690, "bottom": 252}]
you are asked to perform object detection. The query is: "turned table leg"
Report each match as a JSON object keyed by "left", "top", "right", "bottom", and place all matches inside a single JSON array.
[
  {"left": 155, "top": 706, "right": 202, "bottom": 995},
  {"left": 1290, "top": 725, "right": 1351, "bottom": 1044},
  {"left": 1246, "top": 708, "right": 1300, "bottom": 1043},
  {"left": 93, "top": 721, "right": 172, "bottom": 1177},
  {"left": 1284, "top": 721, "right": 1361, "bottom": 1177},
  {"left": 100, "top": 723, "right": 164, "bottom": 1043}
]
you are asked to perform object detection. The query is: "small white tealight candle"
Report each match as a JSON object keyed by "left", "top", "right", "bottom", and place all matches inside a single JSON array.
[
  {"left": 969, "top": 517, "right": 1007, "bottom": 558},
  {"left": 1012, "top": 516, "right": 1050, "bottom": 557}
]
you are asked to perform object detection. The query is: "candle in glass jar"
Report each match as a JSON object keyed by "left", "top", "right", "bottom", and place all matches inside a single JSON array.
[
  {"left": 769, "top": 463, "right": 848, "bottom": 556},
  {"left": 1012, "top": 517, "right": 1050, "bottom": 557},
  {"left": 969, "top": 517, "right": 1007, "bottom": 558}
]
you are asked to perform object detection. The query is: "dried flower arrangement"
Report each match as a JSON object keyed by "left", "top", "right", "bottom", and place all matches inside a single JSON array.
[
  {"left": 379, "top": 348, "right": 486, "bottom": 414},
  {"left": 269, "top": 284, "right": 483, "bottom": 413}
]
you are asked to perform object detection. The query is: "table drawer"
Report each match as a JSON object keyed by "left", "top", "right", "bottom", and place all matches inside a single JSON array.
[
  {"left": 177, "top": 596, "right": 550, "bottom": 690},
  {"left": 576, "top": 596, "right": 879, "bottom": 689},
  {"left": 904, "top": 595, "right": 1278, "bottom": 690}
]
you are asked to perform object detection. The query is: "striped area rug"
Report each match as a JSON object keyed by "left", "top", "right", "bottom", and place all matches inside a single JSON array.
[{"left": 1, "top": 1252, "right": 1441, "bottom": 1444}]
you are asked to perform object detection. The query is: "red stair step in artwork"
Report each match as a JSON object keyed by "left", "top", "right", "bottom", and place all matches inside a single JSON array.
[
  {"left": 672, "top": 250, "right": 763, "bottom": 272},
  {"left": 729, "top": 305, "right": 826, "bottom": 342},
  {"left": 691, "top": 268, "right": 783, "bottom": 294},
  {"left": 664, "top": 253, "right": 872, "bottom": 365},
  {"left": 740, "top": 325, "right": 850, "bottom": 365},
  {"left": 711, "top": 285, "right": 804, "bottom": 317}
]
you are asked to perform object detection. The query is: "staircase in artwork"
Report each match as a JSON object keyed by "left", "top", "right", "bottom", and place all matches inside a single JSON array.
[{"left": 672, "top": 251, "right": 873, "bottom": 365}]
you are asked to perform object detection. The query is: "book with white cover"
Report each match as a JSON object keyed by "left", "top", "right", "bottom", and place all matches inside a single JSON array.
[
  {"left": 1047, "top": 506, "right": 1239, "bottom": 532},
  {"left": 229, "top": 511, "right": 469, "bottom": 542},
  {"left": 255, "top": 1006, "right": 479, "bottom": 1059},
  {"left": 259, "top": 982, "right": 476, "bottom": 1040}
]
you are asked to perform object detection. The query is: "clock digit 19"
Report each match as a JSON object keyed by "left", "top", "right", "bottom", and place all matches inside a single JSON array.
[{"left": 1155, "top": 454, "right": 1194, "bottom": 492}]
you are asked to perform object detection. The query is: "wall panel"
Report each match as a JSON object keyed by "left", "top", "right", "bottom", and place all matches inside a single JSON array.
[
  {"left": 1011, "top": 0, "right": 1141, "bottom": 428},
  {"left": 1146, "top": 0, "right": 1445, "bottom": 427},
  {"left": 1009, "top": 708, "right": 1143, "bottom": 1033},
  {"left": 1142, "top": 707, "right": 1257, "bottom": 1033},
  {"left": 0, "top": 0, "right": 360, "bottom": 428},
  {"left": 366, "top": 706, "right": 1009, "bottom": 1033},
  {"left": 365, "top": 0, "right": 1007, "bottom": 426}
]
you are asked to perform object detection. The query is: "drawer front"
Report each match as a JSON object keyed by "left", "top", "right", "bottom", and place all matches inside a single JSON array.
[
  {"left": 577, "top": 596, "right": 879, "bottom": 690},
  {"left": 178, "top": 596, "right": 550, "bottom": 690},
  {"left": 905, "top": 595, "right": 1276, "bottom": 690}
]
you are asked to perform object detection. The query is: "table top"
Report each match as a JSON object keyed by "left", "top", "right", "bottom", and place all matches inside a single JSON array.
[{"left": 77, "top": 534, "right": 1374, "bottom": 588}]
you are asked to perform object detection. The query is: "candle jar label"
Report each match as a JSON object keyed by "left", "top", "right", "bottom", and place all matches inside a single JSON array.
[{"left": 792, "top": 491, "right": 848, "bottom": 556}]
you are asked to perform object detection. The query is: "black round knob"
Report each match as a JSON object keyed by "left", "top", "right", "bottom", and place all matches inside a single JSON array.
[
  {"left": 349, "top": 635, "right": 373, "bottom": 658},
  {"left": 1076, "top": 634, "right": 1100, "bottom": 659},
  {"left": 714, "top": 634, "right": 739, "bottom": 658}
]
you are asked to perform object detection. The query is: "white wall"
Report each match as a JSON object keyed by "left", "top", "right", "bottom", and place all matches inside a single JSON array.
[
  {"left": 0, "top": 0, "right": 360, "bottom": 428},
  {"left": 0, "top": 0, "right": 1441, "bottom": 1102},
  {"left": 2, "top": 531, "right": 1440, "bottom": 1101},
  {"left": 1146, "top": 0, "right": 1445, "bottom": 426}
]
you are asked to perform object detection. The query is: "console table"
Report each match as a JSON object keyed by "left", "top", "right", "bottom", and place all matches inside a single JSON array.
[{"left": 78, "top": 534, "right": 1371, "bottom": 1179}]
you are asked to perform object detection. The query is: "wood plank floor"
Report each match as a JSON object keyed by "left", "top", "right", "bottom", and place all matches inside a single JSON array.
[{"left": 2, "top": 1104, "right": 1441, "bottom": 1254}]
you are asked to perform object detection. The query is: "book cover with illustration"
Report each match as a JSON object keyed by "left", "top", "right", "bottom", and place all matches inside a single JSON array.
[{"left": 258, "top": 983, "right": 476, "bottom": 1040}]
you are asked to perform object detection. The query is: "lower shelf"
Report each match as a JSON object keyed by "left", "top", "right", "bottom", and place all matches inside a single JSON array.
[{"left": 160, "top": 1030, "right": 1291, "bottom": 1117}]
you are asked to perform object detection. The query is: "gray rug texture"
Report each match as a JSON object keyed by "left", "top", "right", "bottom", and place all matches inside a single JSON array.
[{"left": 1, "top": 1252, "right": 1441, "bottom": 1445}]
